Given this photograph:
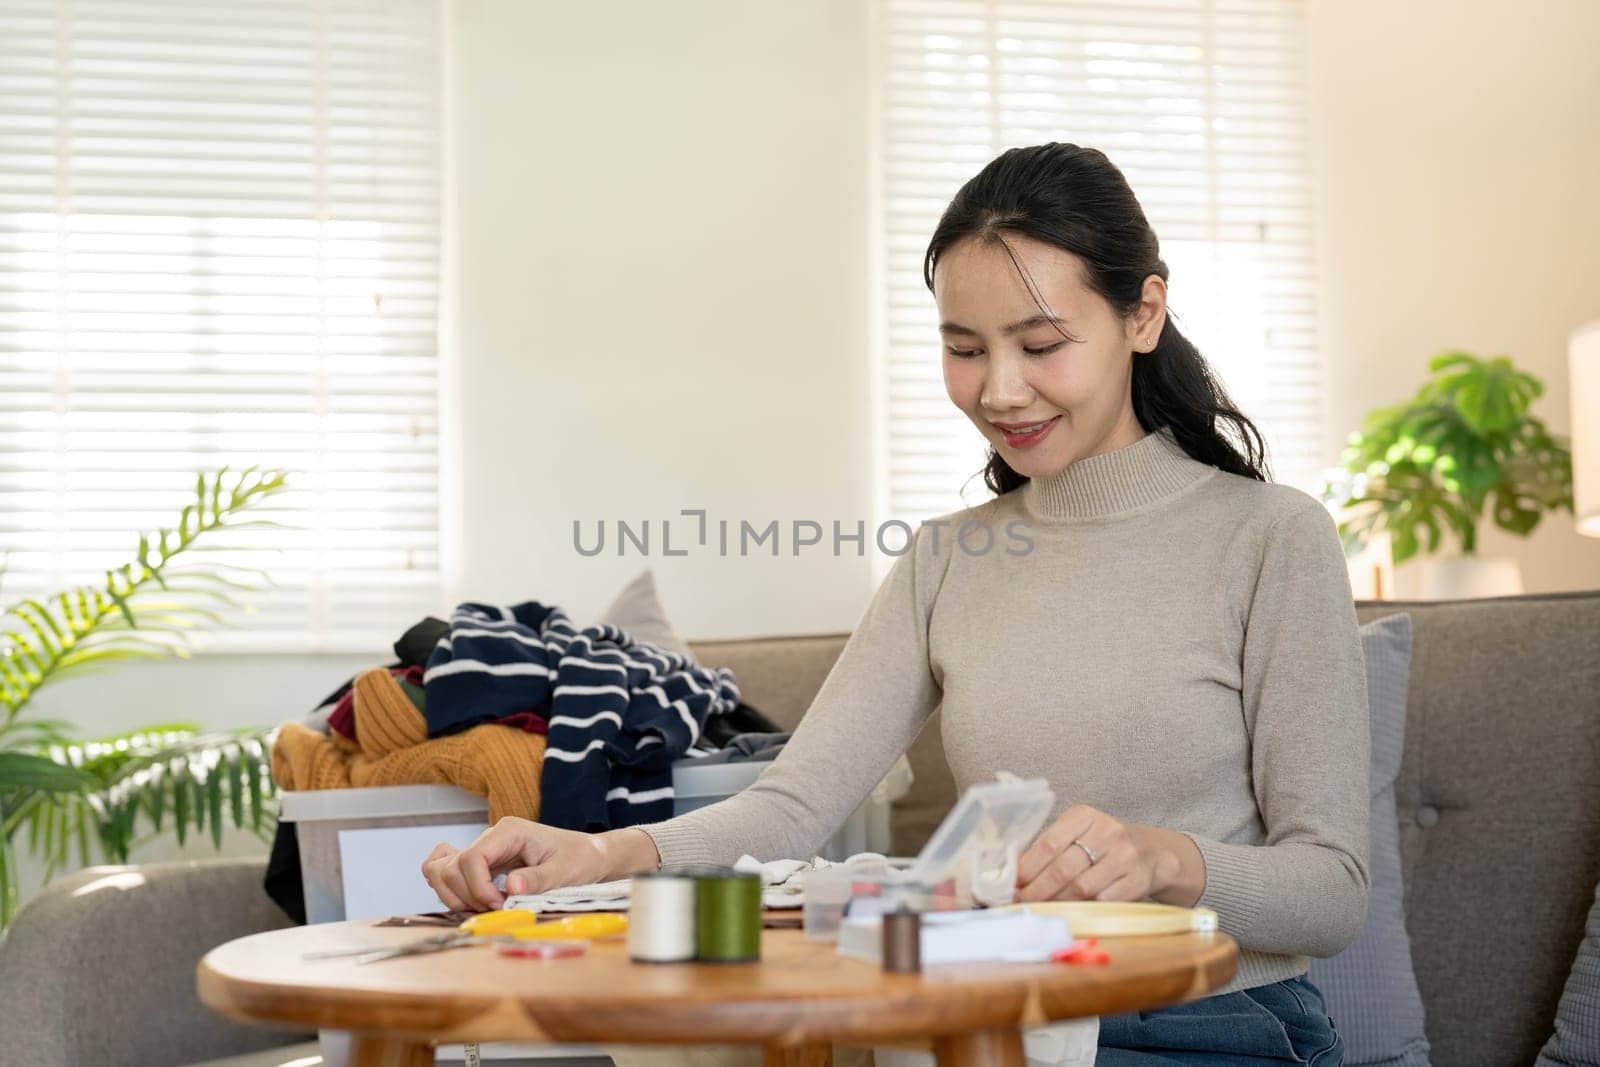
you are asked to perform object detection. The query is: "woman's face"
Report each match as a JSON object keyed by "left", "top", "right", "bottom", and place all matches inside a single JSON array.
[{"left": 932, "top": 233, "right": 1166, "bottom": 479}]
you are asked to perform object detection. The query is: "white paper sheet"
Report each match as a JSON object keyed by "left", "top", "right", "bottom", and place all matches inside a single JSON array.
[{"left": 337, "top": 822, "right": 487, "bottom": 920}]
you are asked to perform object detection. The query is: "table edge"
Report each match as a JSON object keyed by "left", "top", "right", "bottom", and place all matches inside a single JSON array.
[{"left": 198, "top": 932, "right": 1238, "bottom": 1045}]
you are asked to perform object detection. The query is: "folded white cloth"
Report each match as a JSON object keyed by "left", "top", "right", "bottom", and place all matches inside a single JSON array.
[
  {"left": 504, "top": 853, "right": 843, "bottom": 913},
  {"left": 505, "top": 878, "right": 632, "bottom": 912},
  {"left": 733, "top": 854, "right": 824, "bottom": 906}
]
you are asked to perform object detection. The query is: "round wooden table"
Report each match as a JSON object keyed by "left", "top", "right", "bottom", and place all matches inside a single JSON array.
[{"left": 198, "top": 919, "right": 1237, "bottom": 1067}]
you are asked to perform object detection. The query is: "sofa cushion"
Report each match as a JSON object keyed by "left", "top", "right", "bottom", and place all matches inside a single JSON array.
[
  {"left": 1358, "top": 592, "right": 1600, "bottom": 1067},
  {"left": 688, "top": 633, "right": 850, "bottom": 733},
  {"left": 1309, "top": 613, "right": 1429, "bottom": 1066},
  {"left": 1537, "top": 877, "right": 1600, "bottom": 1065},
  {"left": 602, "top": 568, "right": 693, "bottom": 657}
]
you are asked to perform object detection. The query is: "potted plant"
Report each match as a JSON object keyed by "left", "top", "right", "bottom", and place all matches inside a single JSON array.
[
  {"left": 1322, "top": 351, "right": 1574, "bottom": 598},
  {"left": 0, "top": 467, "right": 289, "bottom": 923}
]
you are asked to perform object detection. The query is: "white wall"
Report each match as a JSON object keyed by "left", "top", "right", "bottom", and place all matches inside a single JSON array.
[
  {"left": 446, "top": 0, "right": 877, "bottom": 638},
  {"left": 27, "top": 0, "right": 880, "bottom": 737},
  {"left": 1308, "top": 0, "right": 1600, "bottom": 595},
  {"left": 24, "top": 653, "right": 376, "bottom": 734},
  {"left": 13, "top": 0, "right": 879, "bottom": 901}
]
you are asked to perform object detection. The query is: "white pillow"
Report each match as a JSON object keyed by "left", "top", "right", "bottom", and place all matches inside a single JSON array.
[{"left": 599, "top": 569, "right": 694, "bottom": 658}]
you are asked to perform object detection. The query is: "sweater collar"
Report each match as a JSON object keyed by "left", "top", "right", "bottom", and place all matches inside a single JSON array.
[{"left": 1020, "top": 425, "right": 1214, "bottom": 521}]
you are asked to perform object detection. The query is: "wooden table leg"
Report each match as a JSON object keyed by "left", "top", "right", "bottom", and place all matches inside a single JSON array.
[
  {"left": 350, "top": 1033, "right": 434, "bottom": 1067},
  {"left": 934, "top": 1028, "right": 1025, "bottom": 1067},
  {"left": 764, "top": 1042, "right": 835, "bottom": 1067}
]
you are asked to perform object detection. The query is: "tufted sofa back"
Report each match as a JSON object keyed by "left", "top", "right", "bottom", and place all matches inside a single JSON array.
[{"left": 693, "top": 590, "right": 1600, "bottom": 1066}]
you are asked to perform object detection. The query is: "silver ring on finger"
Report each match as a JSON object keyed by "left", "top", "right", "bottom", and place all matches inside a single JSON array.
[{"left": 1073, "top": 840, "right": 1098, "bottom": 866}]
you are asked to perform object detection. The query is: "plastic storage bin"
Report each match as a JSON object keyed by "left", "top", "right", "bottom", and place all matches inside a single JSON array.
[
  {"left": 280, "top": 753, "right": 913, "bottom": 1067},
  {"left": 281, "top": 783, "right": 489, "bottom": 924},
  {"left": 280, "top": 754, "right": 916, "bottom": 925}
]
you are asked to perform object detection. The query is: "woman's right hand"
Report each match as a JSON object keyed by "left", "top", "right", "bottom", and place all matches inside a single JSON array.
[{"left": 420, "top": 818, "right": 661, "bottom": 911}]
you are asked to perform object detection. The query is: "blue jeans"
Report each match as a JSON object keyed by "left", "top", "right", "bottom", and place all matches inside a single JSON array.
[{"left": 1096, "top": 976, "right": 1343, "bottom": 1065}]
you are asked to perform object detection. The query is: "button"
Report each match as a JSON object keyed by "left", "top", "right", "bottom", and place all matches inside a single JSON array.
[{"left": 1415, "top": 806, "right": 1440, "bottom": 829}]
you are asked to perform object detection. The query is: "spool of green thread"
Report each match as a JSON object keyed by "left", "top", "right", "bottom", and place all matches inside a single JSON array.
[{"left": 692, "top": 867, "right": 761, "bottom": 963}]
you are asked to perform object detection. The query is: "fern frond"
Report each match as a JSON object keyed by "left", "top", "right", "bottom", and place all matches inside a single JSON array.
[
  {"left": 0, "top": 752, "right": 97, "bottom": 792},
  {"left": 1, "top": 469, "right": 290, "bottom": 917},
  {"left": 74, "top": 726, "right": 279, "bottom": 863},
  {"left": 0, "top": 718, "right": 75, "bottom": 746},
  {"left": 0, "top": 468, "right": 289, "bottom": 725}
]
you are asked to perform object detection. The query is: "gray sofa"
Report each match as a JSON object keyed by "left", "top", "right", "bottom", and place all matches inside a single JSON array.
[{"left": 2, "top": 591, "right": 1596, "bottom": 1066}]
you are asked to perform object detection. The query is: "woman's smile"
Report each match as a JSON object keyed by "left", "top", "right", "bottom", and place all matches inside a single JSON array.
[{"left": 993, "top": 415, "right": 1061, "bottom": 449}]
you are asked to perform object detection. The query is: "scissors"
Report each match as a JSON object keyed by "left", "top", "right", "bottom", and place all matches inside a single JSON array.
[
  {"left": 303, "top": 908, "right": 544, "bottom": 963},
  {"left": 304, "top": 910, "right": 628, "bottom": 964}
]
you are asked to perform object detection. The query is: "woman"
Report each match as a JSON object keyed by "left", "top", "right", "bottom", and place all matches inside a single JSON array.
[{"left": 423, "top": 143, "right": 1369, "bottom": 1066}]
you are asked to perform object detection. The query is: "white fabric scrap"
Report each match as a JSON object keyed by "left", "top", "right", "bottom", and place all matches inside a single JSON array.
[{"left": 504, "top": 853, "right": 843, "bottom": 912}]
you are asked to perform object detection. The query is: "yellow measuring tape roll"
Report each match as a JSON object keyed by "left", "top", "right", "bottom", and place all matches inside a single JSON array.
[
  {"left": 459, "top": 908, "right": 541, "bottom": 937},
  {"left": 510, "top": 913, "right": 629, "bottom": 941}
]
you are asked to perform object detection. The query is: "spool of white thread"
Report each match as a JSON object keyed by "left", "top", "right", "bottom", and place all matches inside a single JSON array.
[{"left": 628, "top": 870, "right": 697, "bottom": 963}]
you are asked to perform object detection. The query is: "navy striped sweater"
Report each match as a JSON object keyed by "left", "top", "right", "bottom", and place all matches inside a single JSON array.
[{"left": 423, "top": 601, "right": 741, "bottom": 831}]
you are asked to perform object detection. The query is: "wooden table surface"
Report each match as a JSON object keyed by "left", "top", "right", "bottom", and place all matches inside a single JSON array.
[{"left": 198, "top": 919, "right": 1237, "bottom": 1067}]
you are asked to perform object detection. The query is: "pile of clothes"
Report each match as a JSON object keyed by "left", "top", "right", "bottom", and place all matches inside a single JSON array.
[
  {"left": 273, "top": 663, "right": 549, "bottom": 823},
  {"left": 266, "top": 598, "right": 788, "bottom": 922}
]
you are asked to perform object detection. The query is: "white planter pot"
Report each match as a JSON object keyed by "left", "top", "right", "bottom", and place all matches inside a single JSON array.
[{"left": 1418, "top": 557, "right": 1524, "bottom": 599}]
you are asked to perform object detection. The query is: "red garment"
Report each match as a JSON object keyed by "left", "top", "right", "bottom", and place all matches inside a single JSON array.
[
  {"left": 326, "top": 681, "right": 359, "bottom": 740},
  {"left": 327, "top": 665, "right": 548, "bottom": 740},
  {"left": 327, "top": 665, "right": 425, "bottom": 741},
  {"left": 493, "top": 712, "right": 550, "bottom": 736}
]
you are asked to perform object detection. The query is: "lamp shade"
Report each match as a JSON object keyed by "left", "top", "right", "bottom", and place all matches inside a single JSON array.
[{"left": 1573, "top": 321, "right": 1600, "bottom": 538}]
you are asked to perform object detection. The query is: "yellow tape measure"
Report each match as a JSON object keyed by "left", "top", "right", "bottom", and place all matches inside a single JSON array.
[
  {"left": 511, "top": 912, "right": 629, "bottom": 940},
  {"left": 458, "top": 908, "right": 542, "bottom": 937},
  {"left": 457, "top": 907, "right": 628, "bottom": 942}
]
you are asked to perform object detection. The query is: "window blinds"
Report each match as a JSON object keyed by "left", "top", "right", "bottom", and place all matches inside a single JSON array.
[
  {"left": 0, "top": 0, "right": 441, "bottom": 653},
  {"left": 877, "top": 0, "right": 1322, "bottom": 525}
]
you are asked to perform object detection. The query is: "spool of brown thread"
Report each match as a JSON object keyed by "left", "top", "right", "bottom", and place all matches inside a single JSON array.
[{"left": 881, "top": 907, "right": 922, "bottom": 973}]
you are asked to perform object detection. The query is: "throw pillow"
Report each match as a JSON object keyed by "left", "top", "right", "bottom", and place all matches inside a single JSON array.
[
  {"left": 600, "top": 568, "right": 694, "bottom": 658},
  {"left": 1308, "top": 612, "right": 1430, "bottom": 1066},
  {"left": 1535, "top": 878, "right": 1600, "bottom": 1065}
]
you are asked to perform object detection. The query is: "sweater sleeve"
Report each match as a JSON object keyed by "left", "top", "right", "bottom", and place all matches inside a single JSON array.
[
  {"left": 638, "top": 522, "right": 947, "bottom": 867},
  {"left": 1184, "top": 497, "right": 1372, "bottom": 958}
]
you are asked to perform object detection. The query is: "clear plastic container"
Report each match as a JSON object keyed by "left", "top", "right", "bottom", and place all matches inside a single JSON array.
[
  {"left": 806, "top": 774, "right": 1056, "bottom": 941},
  {"left": 803, "top": 854, "right": 925, "bottom": 941},
  {"left": 908, "top": 772, "right": 1056, "bottom": 908}
]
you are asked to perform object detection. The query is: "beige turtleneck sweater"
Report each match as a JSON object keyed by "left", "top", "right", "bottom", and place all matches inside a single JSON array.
[{"left": 641, "top": 426, "right": 1371, "bottom": 993}]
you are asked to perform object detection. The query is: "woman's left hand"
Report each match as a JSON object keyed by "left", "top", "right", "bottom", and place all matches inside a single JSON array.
[{"left": 1015, "top": 804, "right": 1189, "bottom": 904}]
